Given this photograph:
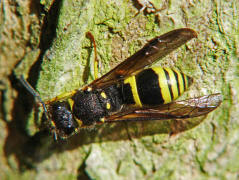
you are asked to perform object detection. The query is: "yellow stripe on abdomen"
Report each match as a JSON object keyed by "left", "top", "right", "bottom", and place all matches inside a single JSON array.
[
  {"left": 184, "top": 74, "right": 188, "bottom": 90},
  {"left": 124, "top": 76, "right": 142, "bottom": 107},
  {"left": 152, "top": 67, "right": 172, "bottom": 104},
  {"left": 173, "top": 69, "right": 185, "bottom": 94}
]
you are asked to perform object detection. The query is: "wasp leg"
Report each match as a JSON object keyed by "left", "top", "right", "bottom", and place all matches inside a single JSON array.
[{"left": 86, "top": 32, "right": 99, "bottom": 80}]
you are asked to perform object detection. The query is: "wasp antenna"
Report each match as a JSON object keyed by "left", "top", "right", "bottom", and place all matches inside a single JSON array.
[
  {"left": 19, "top": 75, "right": 49, "bottom": 118},
  {"left": 53, "top": 129, "right": 58, "bottom": 141}
]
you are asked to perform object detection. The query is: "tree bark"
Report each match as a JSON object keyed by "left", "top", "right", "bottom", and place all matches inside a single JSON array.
[{"left": 0, "top": 0, "right": 238, "bottom": 179}]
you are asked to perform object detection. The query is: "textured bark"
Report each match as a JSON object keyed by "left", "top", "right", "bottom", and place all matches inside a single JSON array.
[{"left": 0, "top": 0, "right": 238, "bottom": 179}]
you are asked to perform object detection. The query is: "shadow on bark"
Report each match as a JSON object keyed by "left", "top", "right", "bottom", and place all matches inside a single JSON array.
[{"left": 3, "top": 0, "right": 64, "bottom": 171}]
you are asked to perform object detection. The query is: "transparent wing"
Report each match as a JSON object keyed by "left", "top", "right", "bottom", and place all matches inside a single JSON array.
[
  {"left": 104, "top": 94, "right": 222, "bottom": 122},
  {"left": 89, "top": 28, "right": 197, "bottom": 89}
]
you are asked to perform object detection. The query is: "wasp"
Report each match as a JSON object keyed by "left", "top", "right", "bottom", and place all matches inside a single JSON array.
[{"left": 20, "top": 28, "right": 222, "bottom": 139}]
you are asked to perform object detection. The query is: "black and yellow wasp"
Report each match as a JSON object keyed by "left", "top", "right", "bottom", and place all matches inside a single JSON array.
[{"left": 20, "top": 28, "right": 222, "bottom": 139}]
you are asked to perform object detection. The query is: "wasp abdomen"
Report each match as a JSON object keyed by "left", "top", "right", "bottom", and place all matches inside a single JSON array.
[{"left": 122, "top": 67, "right": 192, "bottom": 107}]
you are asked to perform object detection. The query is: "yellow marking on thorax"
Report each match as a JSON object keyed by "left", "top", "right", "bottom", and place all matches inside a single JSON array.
[
  {"left": 100, "top": 92, "right": 107, "bottom": 99},
  {"left": 100, "top": 118, "right": 105, "bottom": 123},
  {"left": 124, "top": 76, "right": 142, "bottom": 107},
  {"left": 75, "top": 118, "right": 83, "bottom": 127},
  {"left": 68, "top": 98, "right": 74, "bottom": 110},
  {"left": 67, "top": 98, "right": 83, "bottom": 127},
  {"left": 152, "top": 67, "right": 171, "bottom": 104},
  {"left": 67, "top": 98, "right": 83, "bottom": 128},
  {"left": 173, "top": 69, "right": 185, "bottom": 94},
  {"left": 86, "top": 87, "right": 92, "bottom": 91},
  {"left": 106, "top": 103, "right": 111, "bottom": 109},
  {"left": 164, "top": 68, "right": 179, "bottom": 100}
]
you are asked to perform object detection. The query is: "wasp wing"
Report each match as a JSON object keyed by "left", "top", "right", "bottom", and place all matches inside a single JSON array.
[
  {"left": 90, "top": 28, "right": 197, "bottom": 89},
  {"left": 104, "top": 94, "right": 222, "bottom": 122}
]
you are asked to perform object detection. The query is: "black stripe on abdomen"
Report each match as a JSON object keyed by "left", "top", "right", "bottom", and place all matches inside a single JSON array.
[
  {"left": 136, "top": 68, "right": 164, "bottom": 105},
  {"left": 121, "top": 83, "right": 135, "bottom": 104},
  {"left": 173, "top": 70, "right": 181, "bottom": 96},
  {"left": 164, "top": 69, "right": 174, "bottom": 100}
]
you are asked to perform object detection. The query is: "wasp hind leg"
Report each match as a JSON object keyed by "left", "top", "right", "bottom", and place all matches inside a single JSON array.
[{"left": 86, "top": 32, "right": 99, "bottom": 80}]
